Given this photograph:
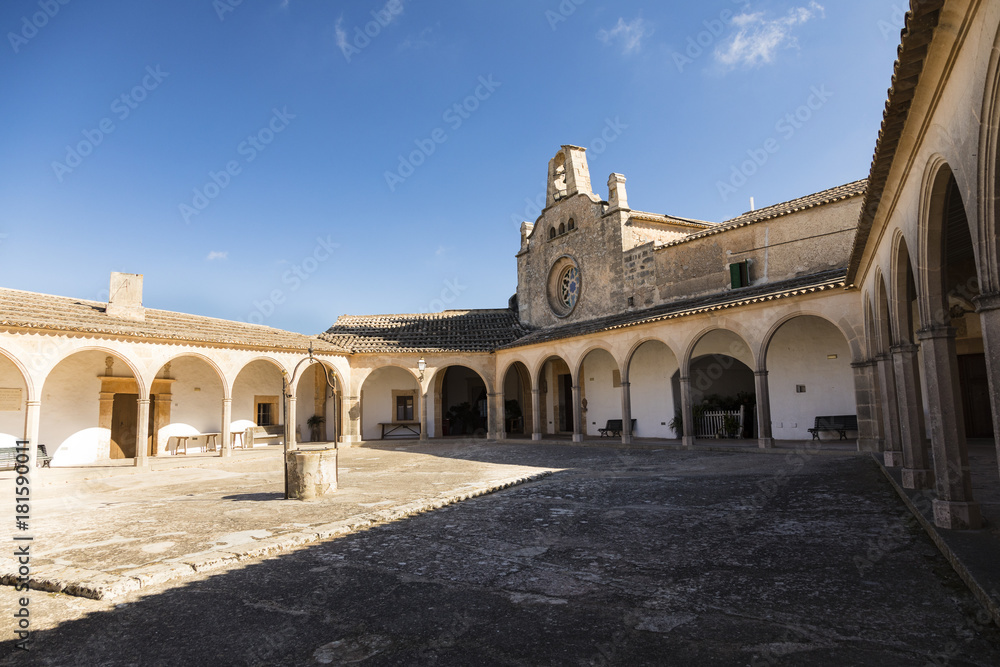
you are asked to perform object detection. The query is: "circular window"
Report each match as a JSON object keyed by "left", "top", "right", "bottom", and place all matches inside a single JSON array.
[
  {"left": 547, "top": 256, "right": 581, "bottom": 317},
  {"left": 560, "top": 266, "right": 579, "bottom": 309}
]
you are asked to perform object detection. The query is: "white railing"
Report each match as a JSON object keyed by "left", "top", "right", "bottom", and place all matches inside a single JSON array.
[{"left": 695, "top": 405, "right": 745, "bottom": 438}]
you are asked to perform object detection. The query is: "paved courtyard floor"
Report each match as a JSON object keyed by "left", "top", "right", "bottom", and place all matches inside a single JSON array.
[{"left": 2, "top": 441, "right": 1000, "bottom": 665}]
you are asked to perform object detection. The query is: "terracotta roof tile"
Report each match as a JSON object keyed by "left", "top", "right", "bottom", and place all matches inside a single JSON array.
[
  {"left": 320, "top": 309, "right": 528, "bottom": 353},
  {"left": 0, "top": 287, "right": 342, "bottom": 353}
]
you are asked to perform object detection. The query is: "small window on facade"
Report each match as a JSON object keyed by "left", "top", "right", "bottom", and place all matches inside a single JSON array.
[
  {"left": 558, "top": 223, "right": 566, "bottom": 235},
  {"left": 396, "top": 395, "right": 414, "bottom": 421},
  {"left": 729, "top": 260, "right": 752, "bottom": 289},
  {"left": 549, "top": 227, "right": 556, "bottom": 239},
  {"left": 567, "top": 218, "right": 576, "bottom": 231},
  {"left": 257, "top": 402, "right": 275, "bottom": 426}
]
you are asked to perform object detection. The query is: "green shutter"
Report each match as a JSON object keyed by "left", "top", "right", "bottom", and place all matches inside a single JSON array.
[{"left": 730, "top": 262, "right": 743, "bottom": 288}]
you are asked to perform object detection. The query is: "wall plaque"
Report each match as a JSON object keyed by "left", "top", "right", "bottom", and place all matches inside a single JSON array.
[{"left": 0, "top": 388, "right": 23, "bottom": 411}]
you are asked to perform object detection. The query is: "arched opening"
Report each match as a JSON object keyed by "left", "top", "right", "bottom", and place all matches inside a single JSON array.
[
  {"left": 151, "top": 356, "right": 225, "bottom": 456},
  {"left": 432, "top": 365, "right": 488, "bottom": 437},
  {"left": 0, "top": 350, "right": 29, "bottom": 447},
  {"left": 627, "top": 340, "right": 680, "bottom": 439},
  {"left": 765, "top": 316, "right": 856, "bottom": 441},
  {"left": 549, "top": 227, "right": 556, "bottom": 240},
  {"left": 685, "top": 330, "right": 756, "bottom": 439},
  {"left": 567, "top": 218, "right": 576, "bottom": 231},
  {"left": 40, "top": 350, "right": 142, "bottom": 465},
  {"left": 294, "top": 363, "right": 341, "bottom": 444},
  {"left": 232, "top": 359, "right": 286, "bottom": 446},
  {"left": 359, "top": 366, "right": 419, "bottom": 441},
  {"left": 558, "top": 222, "right": 566, "bottom": 235},
  {"left": 502, "top": 362, "right": 532, "bottom": 438},
  {"left": 578, "top": 348, "right": 620, "bottom": 437},
  {"left": 537, "top": 355, "right": 573, "bottom": 435}
]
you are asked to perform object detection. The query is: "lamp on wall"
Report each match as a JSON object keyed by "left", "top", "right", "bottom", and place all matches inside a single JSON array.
[{"left": 417, "top": 357, "right": 426, "bottom": 382}]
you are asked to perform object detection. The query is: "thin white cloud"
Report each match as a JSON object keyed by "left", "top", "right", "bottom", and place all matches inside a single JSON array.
[
  {"left": 715, "top": 2, "right": 825, "bottom": 68},
  {"left": 597, "top": 17, "right": 652, "bottom": 55},
  {"left": 399, "top": 25, "right": 435, "bottom": 52},
  {"left": 334, "top": 15, "right": 349, "bottom": 53},
  {"left": 206, "top": 251, "right": 228, "bottom": 261}
]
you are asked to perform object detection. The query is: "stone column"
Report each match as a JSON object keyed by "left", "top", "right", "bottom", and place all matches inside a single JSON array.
[
  {"left": 891, "top": 343, "right": 933, "bottom": 489},
  {"left": 974, "top": 292, "right": 1000, "bottom": 481},
  {"left": 220, "top": 398, "right": 233, "bottom": 458},
  {"left": 24, "top": 400, "right": 41, "bottom": 469},
  {"left": 917, "top": 326, "right": 981, "bottom": 529},
  {"left": 488, "top": 391, "right": 502, "bottom": 441},
  {"left": 286, "top": 394, "right": 298, "bottom": 451},
  {"left": 420, "top": 391, "right": 429, "bottom": 441},
  {"left": 680, "top": 375, "right": 695, "bottom": 449},
  {"left": 754, "top": 370, "right": 774, "bottom": 449},
  {"left": 875, "top": 353, "right": 904, "bottom": 466},
  {"left": 851, "top": 360, "right": 881, "bottom": 452},
  {"left": 620, "top": 381, "right": 633, "bottom": 445},
  {"left": 342, "top": 395, "right": 361, "bottom": 445},
  {"left": 531, "top": 388, "right": 542, "bottom": 441},
  {"left": 571, "top": 383, "right": 584, "bottom": 443},
  {"left": 97, "top": 391, "right": 114, "bottom": 461},
  {"left": 135, "top": 397, "right": 150, "bottom": 468}
]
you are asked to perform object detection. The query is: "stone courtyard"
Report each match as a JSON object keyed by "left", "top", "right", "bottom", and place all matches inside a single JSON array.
[{"left": 2, "top": 442, "right": 999, "bottom": 665}]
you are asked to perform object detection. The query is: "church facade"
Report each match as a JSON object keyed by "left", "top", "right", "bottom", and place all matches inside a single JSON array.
[{"left": 0, "top": 0, "right": 997, "bottom": 531}]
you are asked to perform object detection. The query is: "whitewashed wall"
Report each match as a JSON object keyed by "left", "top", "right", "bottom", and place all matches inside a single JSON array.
[
  {"left": 41, "top": 351, "right": 107, "bottom": 466},
  {"left": 580, "top": 350, "right": 621, "bottom": 436},
  {"left": 0, "top": 356, "right": 27, "bottom": 447},
  {"left": 361, "top": 366, "right": 418, "bottom": 441},
  {"left": 767, "top": 316, "right": 856, "bottom": 440},
  {"left": 628, "top": 342, "right": 678, "bottom": 438},
  {"left": 159, "top": 356, "right": 226, "bottom": 454},
  {"left": 232, "top": 360, "right": 284, "bottom": 444}
]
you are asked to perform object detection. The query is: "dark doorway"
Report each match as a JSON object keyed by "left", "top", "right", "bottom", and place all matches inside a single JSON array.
[
  {"left": 959, "top": 354, "right": 994, "bottom": 438},
  {"left": 558, "top": 374, "right": 573, "bottom": 432},
  {"left": 110, "top": 394, "right": 155, "bottom": 459}
]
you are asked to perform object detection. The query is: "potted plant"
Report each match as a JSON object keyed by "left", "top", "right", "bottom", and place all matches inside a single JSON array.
[
  {"left": 668, "top": 410, "right": 683, "bottom": 438},
  {"left": 307, "top": 415, "right": 325, "bottom": 442},
  {"left": 721, "top": 414, "right": 740, "bottom": 439}
]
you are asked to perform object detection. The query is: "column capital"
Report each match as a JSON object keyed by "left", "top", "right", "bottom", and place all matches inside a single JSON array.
[
  {"left": 851, "top": 359, "right": 877, "bottom": 370},
  {"left": 890, "top": 342, "right": 919, "bottom": 355},
  {"left": 223, "top": 397, "right": 232, "bottom": 404},
  {"left": 25, "top": 400, "right": 40, "bottom": 408},
  {"left": 874, "top": 352, "right": 891, "bottom": 363},
  {"left": 754, "top": 369, "right": 768, "bottom": 378},
  {"left": 137, "top": 397, "right": 150, "bottom": 405},
  {"left": 620, "top": 381, "right": 630, "bottom": 388},
  {"left": 974, "top": 292, "right": 1000, "bottom": 313},
  {"left": 915, "top": 325, "right": 956, "bottom": 342},
  {"left": 679, "top": 375, "right": 691, "bottom": 383}
]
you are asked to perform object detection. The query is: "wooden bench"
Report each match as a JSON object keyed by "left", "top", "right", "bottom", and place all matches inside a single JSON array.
[
  {"left": 598, "top": 419, "right": 636, "bottom": 438},
  {"left": 249, "top": 425, "right": 284, "bottom": 446},
  {"left": 0, "top": 444, "right": 50, "bottom": 469},
  {"left": 380, "top": 422, "right": 420, "bottom": 439},
  {"left": 808, "top": 415, "right": 858, "bottom": 440}
]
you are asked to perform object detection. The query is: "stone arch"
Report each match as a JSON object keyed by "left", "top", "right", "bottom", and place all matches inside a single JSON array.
[
  {"left": 501, "top": 360, "right": 532, "bottom": 437},
  {"left": 359, "top": 364, "right": 422, "bottom": 441},
  {"left": 682, "top": 326, "right": 757, "bottom": 373},
  {"left": 683, "top": 327, "right": 757, "bottom": 439},
  {"left": 577, "top": 347, "right": 622, "bottom": 438},
  {"left": 889, "top": 230, "right": 920, "bottom": 345},
  {"left": 293, "top": 361, "right": 342, "bottom": 444},
  {"left": 759, "top": 311, "right": 862, "bottom": 367},
  {"left": 572, "top": 344, "right": 622, "bottom": 380},
  {"left": 980, "top": 22, "right": 1000, "bottom": 294},
  {"left": 625, "top": 337, "right": 681, "bottom": 439},
  {"left": 232, "top": 356, "right": 288, "bottom": 442},
  {"left": 0, "top": 346, "right": 33, "bottom": 448},
  {"left": 427, "top": 364, "right": 490, "bottom": 438},
  {"left": 156, "top": 351, "right": 229, "bottom": 397},
  {"left": 40, "top": 347, "right": 145, "bottom": 465},
  {"left": 534, "top": 354, "right": 575, "bottom": 436},
  {"left": 149, "top": 353, "right": 228, "bottom": 456}
]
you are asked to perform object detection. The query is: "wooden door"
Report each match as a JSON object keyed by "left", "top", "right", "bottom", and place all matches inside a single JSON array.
[
  {"left": 110, "top": 394, "right": 138, "bottom": 459},
  {"left": 958, "top": 354, "right": 994, "bottom": 438}
]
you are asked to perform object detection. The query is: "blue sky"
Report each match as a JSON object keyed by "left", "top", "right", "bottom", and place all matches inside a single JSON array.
[{"left": 0, "top": 0, "right": 906, "bottom": 334}]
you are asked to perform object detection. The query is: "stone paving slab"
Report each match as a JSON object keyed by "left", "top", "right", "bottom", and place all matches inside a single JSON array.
[
  {"left": 0, "top": 441, "right": 558, "bottom": 601},
  {"left": 2, "top": 443, "right": 999, "bottom": 665}
]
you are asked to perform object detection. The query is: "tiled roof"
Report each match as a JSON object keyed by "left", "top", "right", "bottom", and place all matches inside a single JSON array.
[
  {"left": 499, "top": 269, "right": 848, "bottom": 349},
  {"left": 848, "top": 0, "right": 944, "bottom": 282},
  {"left": 320, "top": 309, "right": 528, "bottom": 353},
  {"left": 628, "top": 211, "right": 716, "bottom": 229},
  {"left": 0, "top": 287, "right": 342, "bottom": 353},
  {"left": 651, "top": 180, "right": 867, "bottom": 252}
]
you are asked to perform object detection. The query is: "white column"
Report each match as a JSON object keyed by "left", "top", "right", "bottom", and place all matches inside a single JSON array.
[
  {"left": 135, "top": 397, "right": 150, "bottom": 468},
  {"left": 876, "top": 353, "right": 904, "bottom": 466},
  {"left": 680, "top": 375, "right": 695, "bottom": 449},
  {"left": 891, "top": 343, "right": 933, "bottom": 490},
  {"left": 420, "top": 391, "right": 429, "bottom": 441},
  {"left": 287, "top": 394, "right": 298, "bottom": 451},
  {"left": 571, "top": 383, "right": 583, "bottom": 443},
  {"left": 24, "top": 400, "right": 41, "bottom": 470},
  {"left": 621, "top": 381, "right": 633, "bottom": 445},
  {"left": 754, "top": 370, "right": 773, "bottom": 449},
  {"left": 220, "top": 398, "right": 232, "bottom": 458},
  {"left": 531, "top": 388, "right": 542, "bottom": 441}
]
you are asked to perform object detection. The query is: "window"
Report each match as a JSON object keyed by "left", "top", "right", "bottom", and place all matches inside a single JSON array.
[
  {"left": 254, "top": 396, "right": 279, "bottom": 426},
  {"left": 729, "top": 260, "right": 752, "bottom": 288},
  {"left": 560, "top": 265, "right": 580, "bottom": 310},
  {"left": 396, "top": 395, "right": 414, "bottom": 421},
  {"left": 558, "top": 223, "right": 566, "bottom": 235},
  {"left": 549, "top": 227, "right": 556, "bottom": 239},
  {"left": 567, "top": 218, "right": 575, "bottom": 231}
]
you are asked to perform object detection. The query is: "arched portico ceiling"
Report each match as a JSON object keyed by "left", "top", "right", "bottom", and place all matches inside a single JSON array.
[
  {"left": 683, "top": 327, "right": 756, "bottom": 372},
  {"left": 0, "top": 346, "right": 34, "bottom": 401},
  {"left": 45, "top": 346, "right": 146, "bottom": 396},
  {"left": 573, "top": 345, "right": 621, "bottom": 379},
  {"left": 759, "top": 312, "right": 862, "bottom": 365},
  {"left": 889, "top": 230, "right": 919, "bottom": 345},
  {"left": 427, "top": 363, "right": 492, "bottom": 395},
  {"left": 153, "top": 352, "right": 230, "bottom": 397},
  {"left": 533, "top": 354, "right": 574, "bottom": 387}
]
